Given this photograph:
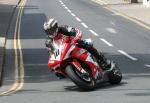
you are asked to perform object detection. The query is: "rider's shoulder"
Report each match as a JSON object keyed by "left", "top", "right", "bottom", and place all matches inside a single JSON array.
[
  {"left": 58, "top": 25, "right": 68, "bottom": 29},
  {"left": 58, "top": 25, "right": 76, "bottom": 32}
]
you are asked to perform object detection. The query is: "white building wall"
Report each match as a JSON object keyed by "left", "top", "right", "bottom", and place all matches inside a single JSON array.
[{"left": 143, "top": 0, "right": 150, "bottom": 7}]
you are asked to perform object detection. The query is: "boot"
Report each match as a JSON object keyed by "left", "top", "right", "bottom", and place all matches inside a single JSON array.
[
  {"left": 100, "top": 59, "right": 111, "bottom": 70},
  {"left": 96, "top": 53, "right": 111, "bottom": 70}
]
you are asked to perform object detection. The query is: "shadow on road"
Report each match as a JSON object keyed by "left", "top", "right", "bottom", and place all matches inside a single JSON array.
[
  {"left": 0, "top": 3, "right": 19, "bottom": 86},
  {"left": 64, "top": 82, "right": 127, "bottom": 92},
  {"left": 126, "top": 92, "right": 150, "bottom": 96}
]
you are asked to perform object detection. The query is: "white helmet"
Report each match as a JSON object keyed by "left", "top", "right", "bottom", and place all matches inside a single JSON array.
[{"left": 44, "top": 18, "right": 58, "bottom": 38}]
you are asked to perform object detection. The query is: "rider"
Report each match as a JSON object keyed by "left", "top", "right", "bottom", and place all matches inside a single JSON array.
[{"left": 43, "top": 18, "right": 110, "bottom": 77}]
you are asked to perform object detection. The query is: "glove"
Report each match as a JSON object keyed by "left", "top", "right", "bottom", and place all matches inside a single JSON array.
[
  {"left": 45, "top": 39, "right": 53, "bottom": 47},
  {"left": 83, "top": 39, "right": 93, "bottom": 46}
]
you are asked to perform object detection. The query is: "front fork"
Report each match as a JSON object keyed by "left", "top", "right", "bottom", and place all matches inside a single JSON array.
[{"left": 69, "top": 59, "right": 87, "bottom": 74}]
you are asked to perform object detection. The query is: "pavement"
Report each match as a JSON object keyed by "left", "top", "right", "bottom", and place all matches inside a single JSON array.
[
  {"left": 0, "top": 0, "right": 21, "bottom": 86},
  {"left": 93, "top": 0, "right": 150, "bottom": 28},
  {"left": 0, "top": 0, "right": 150, "bottom": 86}
]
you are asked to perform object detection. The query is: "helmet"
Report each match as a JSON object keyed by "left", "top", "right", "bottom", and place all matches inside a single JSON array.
[{"left": 44, "top": 18, "right": 58, "bottom": 38}]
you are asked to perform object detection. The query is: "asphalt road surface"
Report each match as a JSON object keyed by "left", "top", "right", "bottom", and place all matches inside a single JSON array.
[{"left": 0, "top": 0, "right": 150, "bottom": 102}]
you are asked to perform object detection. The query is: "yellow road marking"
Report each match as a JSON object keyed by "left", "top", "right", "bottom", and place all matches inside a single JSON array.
[
  {"left": 0, "top": 0, "right": 26, "bottom": 96},
  {"left": 16, "top": 0, "right": 25, "bottom": 90}
]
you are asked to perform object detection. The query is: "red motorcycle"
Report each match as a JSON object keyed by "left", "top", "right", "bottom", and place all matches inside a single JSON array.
[{"left": 47, "top": 29, "right": 122, "bottom": 90}]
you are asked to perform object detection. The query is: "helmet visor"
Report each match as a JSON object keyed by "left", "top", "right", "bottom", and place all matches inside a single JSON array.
[
  {"left": 48, "top": 26, "right": 58, "bottom": 38},
  {"left": 49, "top": 27, "right": 56, "bottom": 35}
]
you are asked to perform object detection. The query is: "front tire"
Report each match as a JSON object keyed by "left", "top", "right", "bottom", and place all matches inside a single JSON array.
[{"left": 65, "top": 65, "right": 95, "bottom": 91}]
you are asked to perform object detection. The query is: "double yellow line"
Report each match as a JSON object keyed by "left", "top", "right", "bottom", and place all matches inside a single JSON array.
[{"left": 0, "top": 0, "right": 26, "bottom": 96}]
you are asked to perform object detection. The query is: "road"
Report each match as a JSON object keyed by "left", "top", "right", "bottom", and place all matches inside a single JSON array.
[{"left": 0, "top": 0, "right": 150, "bottom": 102}]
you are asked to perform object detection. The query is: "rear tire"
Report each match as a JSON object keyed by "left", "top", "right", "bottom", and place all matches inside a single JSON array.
[
  {"left": 108, "top": 64, "right": 122, "bottom": 85},
  {"left": 65, "top": 65, "right": 95, "bottom": 91}
]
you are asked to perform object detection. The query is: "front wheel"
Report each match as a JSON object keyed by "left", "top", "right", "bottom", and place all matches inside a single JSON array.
[{"left": 65, "top": 65, "right": 95, "bottom": 91}]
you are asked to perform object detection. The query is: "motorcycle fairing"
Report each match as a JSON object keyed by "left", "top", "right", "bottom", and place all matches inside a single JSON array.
[
  {"left": 48, "top": 39, "right": 71, "bottom": 68},
  {"left": 70, "top": 47, "right": 102, "bottom": 79},
  {"left": 48, "top": 34, "right": 102, "bottom": 79}
]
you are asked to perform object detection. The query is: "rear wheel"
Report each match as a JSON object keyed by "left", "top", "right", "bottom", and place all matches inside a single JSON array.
[
  {"left": 108, "top": 64, "right": 122, "bottom": 85},
  {"left": 65, "top": 65, "right": 95, "bottom": 91}
]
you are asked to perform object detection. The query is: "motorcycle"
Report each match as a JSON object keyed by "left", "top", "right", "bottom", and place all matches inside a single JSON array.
[{"left": 47, "top": 29, "right": 122, "bottom": 90}]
